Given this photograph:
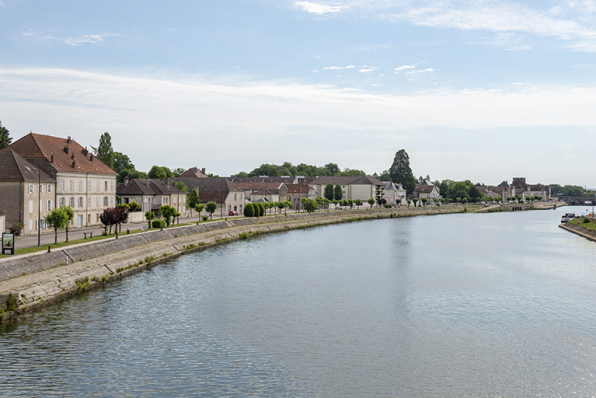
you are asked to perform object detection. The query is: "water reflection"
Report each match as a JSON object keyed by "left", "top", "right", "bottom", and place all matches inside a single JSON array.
[{"left": 2, "top": 207, "right": 596, "bottom": 397}]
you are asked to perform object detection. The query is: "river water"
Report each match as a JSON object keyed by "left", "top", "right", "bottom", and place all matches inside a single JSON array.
[{"left": 2, "top": 207, "right": 596, "bottom": 397}]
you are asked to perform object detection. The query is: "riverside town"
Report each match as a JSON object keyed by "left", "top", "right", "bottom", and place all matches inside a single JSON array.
[{"left": 2, "top": 2, "right": 596, "bottom": 394}]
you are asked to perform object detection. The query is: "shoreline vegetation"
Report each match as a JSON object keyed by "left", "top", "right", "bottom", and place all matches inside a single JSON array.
[{"left": 0, "top": 202, "right": 554, "bottom": 324}]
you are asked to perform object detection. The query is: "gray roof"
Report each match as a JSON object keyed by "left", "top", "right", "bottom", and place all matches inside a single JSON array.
[
  {"left": 0, "top": 149, "right": 55, "bottom": 182},
  {"left": 117, "top": 179, "right": 186, "bottom": 196},
  {"left": 310, "top": 175, "right": 383, "bottom": 186}
]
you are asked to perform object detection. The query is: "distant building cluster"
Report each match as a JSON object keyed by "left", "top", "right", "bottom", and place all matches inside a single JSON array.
[{"left": 0, "top": 132, "right": 550, "bottom": 235}]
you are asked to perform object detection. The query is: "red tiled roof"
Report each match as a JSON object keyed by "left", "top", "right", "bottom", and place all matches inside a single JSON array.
[
  {"left": 8, "top": 133, "right": 116, "bottom": 175},
  {"left": 180, "top": 167, "right": 208, "bottom": 178},
  {"left": 285, "top": 183, "right": 311, "bottom": 194}
]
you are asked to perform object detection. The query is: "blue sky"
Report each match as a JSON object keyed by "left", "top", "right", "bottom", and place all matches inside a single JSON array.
[{"left": 1, "top": 0, "right": 596, "bottom": 185}]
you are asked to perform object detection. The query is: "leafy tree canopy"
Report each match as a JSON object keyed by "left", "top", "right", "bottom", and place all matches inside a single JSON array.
[
  {"left": 91, "top": 132, "right": 114, "bottom": 169},
  {"left": 148, "top": 165, "right": 174, "bottom": 180},
  {"left": 235, "top": 162, "right": 367, "bottom": 177}
]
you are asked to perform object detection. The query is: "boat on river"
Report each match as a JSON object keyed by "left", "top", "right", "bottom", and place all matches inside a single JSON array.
[{"left": 561, "top": 212, "right": 576, "bottom": 223}]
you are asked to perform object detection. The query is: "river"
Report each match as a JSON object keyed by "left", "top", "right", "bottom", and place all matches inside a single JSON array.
[{"left": 2, "top": 207, "right": 596, "bottom": 397}]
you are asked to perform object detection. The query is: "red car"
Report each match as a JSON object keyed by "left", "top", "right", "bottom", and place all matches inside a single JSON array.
[{"left": 229, "top": 210, "right": 239, "bottom": 216}]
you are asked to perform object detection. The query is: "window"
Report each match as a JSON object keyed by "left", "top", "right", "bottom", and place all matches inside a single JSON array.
[
  {"left": 103, "top": 197, "right": 108, "bottom": 207},
  {"left": 173, "top": 197, "right": 176, "bottom": 204},
  {"left": 97, "top": 181, "right": 100, "bottom": 192},
  {"left": 234, "top": 193, "right": 237, "bottom": 200},
  {"left": 48, "top": 185, "right": 52, "bottom": 193},
  {"left": 78, "top": 197, "right": 83, "bottom": 208},
  {"left": 39, "top": 185, "right": 43, "bottom": 193},
  {"left": 88, "top": 198, "right": 91, "bottom": 208},
  {"left": 60, "top": 197, "right": 65, "bottom": 206},
  {"left": 47, "top": 200, "right": 52, "bottom": 212},
  {"left": 88, "top": 181, "right": 91, "bottom": 191},
  {"left": 110, "top": 197, "right": 114, "bottom": 206},
  {"left": 29, "top": 200, "right": 33, "bottom": 214},
  {"left": 61, "top": 180, "right": 65, "bottom": 192},
  {"left": 105, "top": 181, "right": 108, "bottom": 191},
  {"left": 70, "top": 197, "right": 75, "bottom": 208},
  {"left": 96, "top": 197, "right": 100, "bottom": 208},
  {"left": 79, "top": 181, "right": 83, "bottom": 192},
  {"left": 29, "top": 220, "right": 32, "bottom": 231},
  {"left": 110, "top": 181, "right": 114, "bottom": 192},
  {"left": 70, "top": 180, "right": 74, "bottom": 192},
  {"left": 28, "top": 184, "right": 33, "bottom": 193}
]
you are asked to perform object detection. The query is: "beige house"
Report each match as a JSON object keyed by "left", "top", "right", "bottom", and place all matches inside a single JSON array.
[
  {"left": 414, "top": 182, "right": 441, "bottom": 203},
  {"left": 8, "top": 133, "right": 117, "bottom": 229},
  {"left": 168, "top": 175, "right": 245, "bottom": 217},
  {"left": 308, "top": 176, "right": 385, "bottom": 203},
  {"left": 383, "top": 181, "right": 407, "bottom": 205},
  {"left": 511, "top": 177, "right": 551, "bottom": 201},
  {"left": 233, "top": 182, "right": 289, "bottom": 203},
  {"left": 117, "top": 178, "right": 187, "bottom": 215},
  {"left": 0, "top": 149, "right": 56, "bottom": 235}
]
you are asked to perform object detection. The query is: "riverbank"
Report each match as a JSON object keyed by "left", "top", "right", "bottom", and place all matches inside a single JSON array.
[
  {"left": 559, "top": 221, "right": 596, "bottom": 242},
  {"left": 0, "top": 203, "right": 535, "bottom": 323}
]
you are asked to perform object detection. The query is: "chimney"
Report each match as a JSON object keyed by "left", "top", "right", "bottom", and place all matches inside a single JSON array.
[
  {"left": 66, "top": 136, "right": 72, "bottom": 145},
  {"left": 72, "top": 160, "right": 76, "bottom": 169},
  {"left": 50, "top": 152, "right": 54, "bottom": 164},
  {"left": 202, "top": 168, "right": 206, "bottom": 174},
  {"left": 82, "top": 147, "right": 88, "bottom": 156},
  {"left": 124, "top": 176, "right": 129, "bottom": 186},
  {"left": 64, "top": 146, "right": 69, "bottom": 154},
  {"left": 90, "top": 154, "right": 94, "bottom": 161},
  {"left": 71, "top": 154, "right": 75, "bottom": 160}
]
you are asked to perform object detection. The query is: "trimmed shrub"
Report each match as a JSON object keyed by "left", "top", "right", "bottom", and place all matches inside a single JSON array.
[
  {"left": 257, "top": 202, "right": 265, "bottom": 217},
  {"left": 583, "top": 217, "right": 591, "bottom": 224},
  {"left": 202, "top": 215, "right": 208, "bottom": 221},
  {"left": 244, "top": 203, "right": 255, "bottom": 217},
  {"left": 152, "top": 219, "right": 166, "bottom": 228}
]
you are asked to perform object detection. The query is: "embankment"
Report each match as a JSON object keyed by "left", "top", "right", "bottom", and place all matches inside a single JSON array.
[
  {"left": 0, "top": 204, "right": 520, "bottom": 323},
  {"left": 559, "top": 222, "right": 596, "bottom": 242}
]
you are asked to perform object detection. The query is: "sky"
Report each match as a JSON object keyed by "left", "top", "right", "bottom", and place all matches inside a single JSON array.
[{"left": 1, "top": 0, "right": 596, "bottom": 186}]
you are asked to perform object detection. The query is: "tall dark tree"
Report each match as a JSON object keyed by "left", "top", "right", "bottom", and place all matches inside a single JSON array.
[
  {"left": 92, "top": 132, "right": 114, "bottom": 169},
  {"left": 389, "top": 149, "right": 417, "bottom": 196},
  {"left": 324, "top": 183, "right": 334, "bottom": 201},
  {"left": 0, "top": 120, "right": 12, "bottom": 149},
  {"left": 112, "top": 152, "right": 134, "bottom": 174},
  {"left": 334, "top": 184, "right": 343, "bottom": 200}
]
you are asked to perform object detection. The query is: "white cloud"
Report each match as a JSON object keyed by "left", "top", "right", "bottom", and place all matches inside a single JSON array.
[
  {"left": 295, "top": 1, "right": 348, "bottom": 15},
  {"left": 406, "top": 68, "right": 434, "bottom": 75},
  {"left": 43, "top": 33, "right": 118, "bottom": 46},
  {"left": 359, "top": 66, "right": 378, "bottom": 73},
  {"left": 323, "top": 65, "right": 356, "bottom": 70},
  {"left": 395, "top": 65, "right": 415, "bottom": 73},
  {"left": 2, "top": 67, "right": 596, "bottom": 181}
]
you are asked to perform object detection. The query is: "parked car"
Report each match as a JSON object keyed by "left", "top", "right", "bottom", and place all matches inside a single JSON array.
[{"left": 229, "top": 210, "right": 238, "bottom": 216}]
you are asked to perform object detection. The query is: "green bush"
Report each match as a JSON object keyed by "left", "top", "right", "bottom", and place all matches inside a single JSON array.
[
  {"left": 257, "top": 202, "right": 265, "bottom": 217},
  {"left": 129, "top": 201, "right": 141, "bottom": 212},
  {"left": 244, "top": 203, "right": 255, "bottom": 217},
  {"left": 202, "top": 215, "right": 209, "bottom": 221},
  {"left": 583, "top": 217, "right": 591, "bottom": 224},
  {"left": 152, "top": 219, "right": 166, "bottom": 228}
]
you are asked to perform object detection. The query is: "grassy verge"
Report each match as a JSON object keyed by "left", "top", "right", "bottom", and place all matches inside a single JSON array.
[{"left": 567, "top": 218, "right": 596, "bottom": 231}]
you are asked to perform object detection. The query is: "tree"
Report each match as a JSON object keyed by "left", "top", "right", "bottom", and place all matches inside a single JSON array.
[
  {"left": 284, "top": 200, "right": 292, "bottom": 215},
  {"left": 187, "top": 189, "right": 200, "bottom": 216},
  {"left": 354, "top": 199, "right": 363, "bottom": 208},
  {"left": 257, "top": 203, "right": 265, "bottom": 217},
  {"left": 160, "top": 205, "right": 178, "bottom": 226},
  {"left": 324, "top": 163, "right": 340, "bottom": 175},
  {"left": 148, "top": 165, "right": 167, "bottom": 180},
  {"left": 205, "top": 201, "right": 217, "bottom": 219},
  {"left": 172, "top": 168, "right": 186, "bottom": 177},
  {"left": 244, "top": 203, "right": 255, "bottom": 217},
  {"left": 368, "top": 198, "right": 375, "bottom": 208},
  {"left": 44, "top": 207, "right": 70, "bottom": 244},
  {"left": 421, "top": 198, "right": 427, "bottom": 206},
  {"left": 277, "top": 201, "right": 286, "bottom": 214},
  {"left": 145, "top": 211, "right": 154, "bottom": 229},
  {"left": 195, "top": 204, "right": 205, "bottom": 220},
  {"left": 129, "top": 201, "right": 141, "bottom": 212},
  {"left": 301, "top": 198, "right": 318, "bottom": 212},
  {"left": 389, "top": 149, "right": 417, "bottom": 196},
  {"left": 112, "top": 152, "right": 135, "bottom": 174},
  {"left": 412, "top": 198, "right": 418, "bottom": 207},
  {"left": 92, "top": 132, "right": 114, "bottom": 169},
  {"left": 324, "top": 183, "right": 334, "bottom": 201},
  {"left": 334, "top": 184, "right": 343, "bottom": 200},
  {"left": 63, "top": 206, "right": 74, "bottom": 242},
  {"left": 0, "top": 119, "right": 12, "bottom": 150}
]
